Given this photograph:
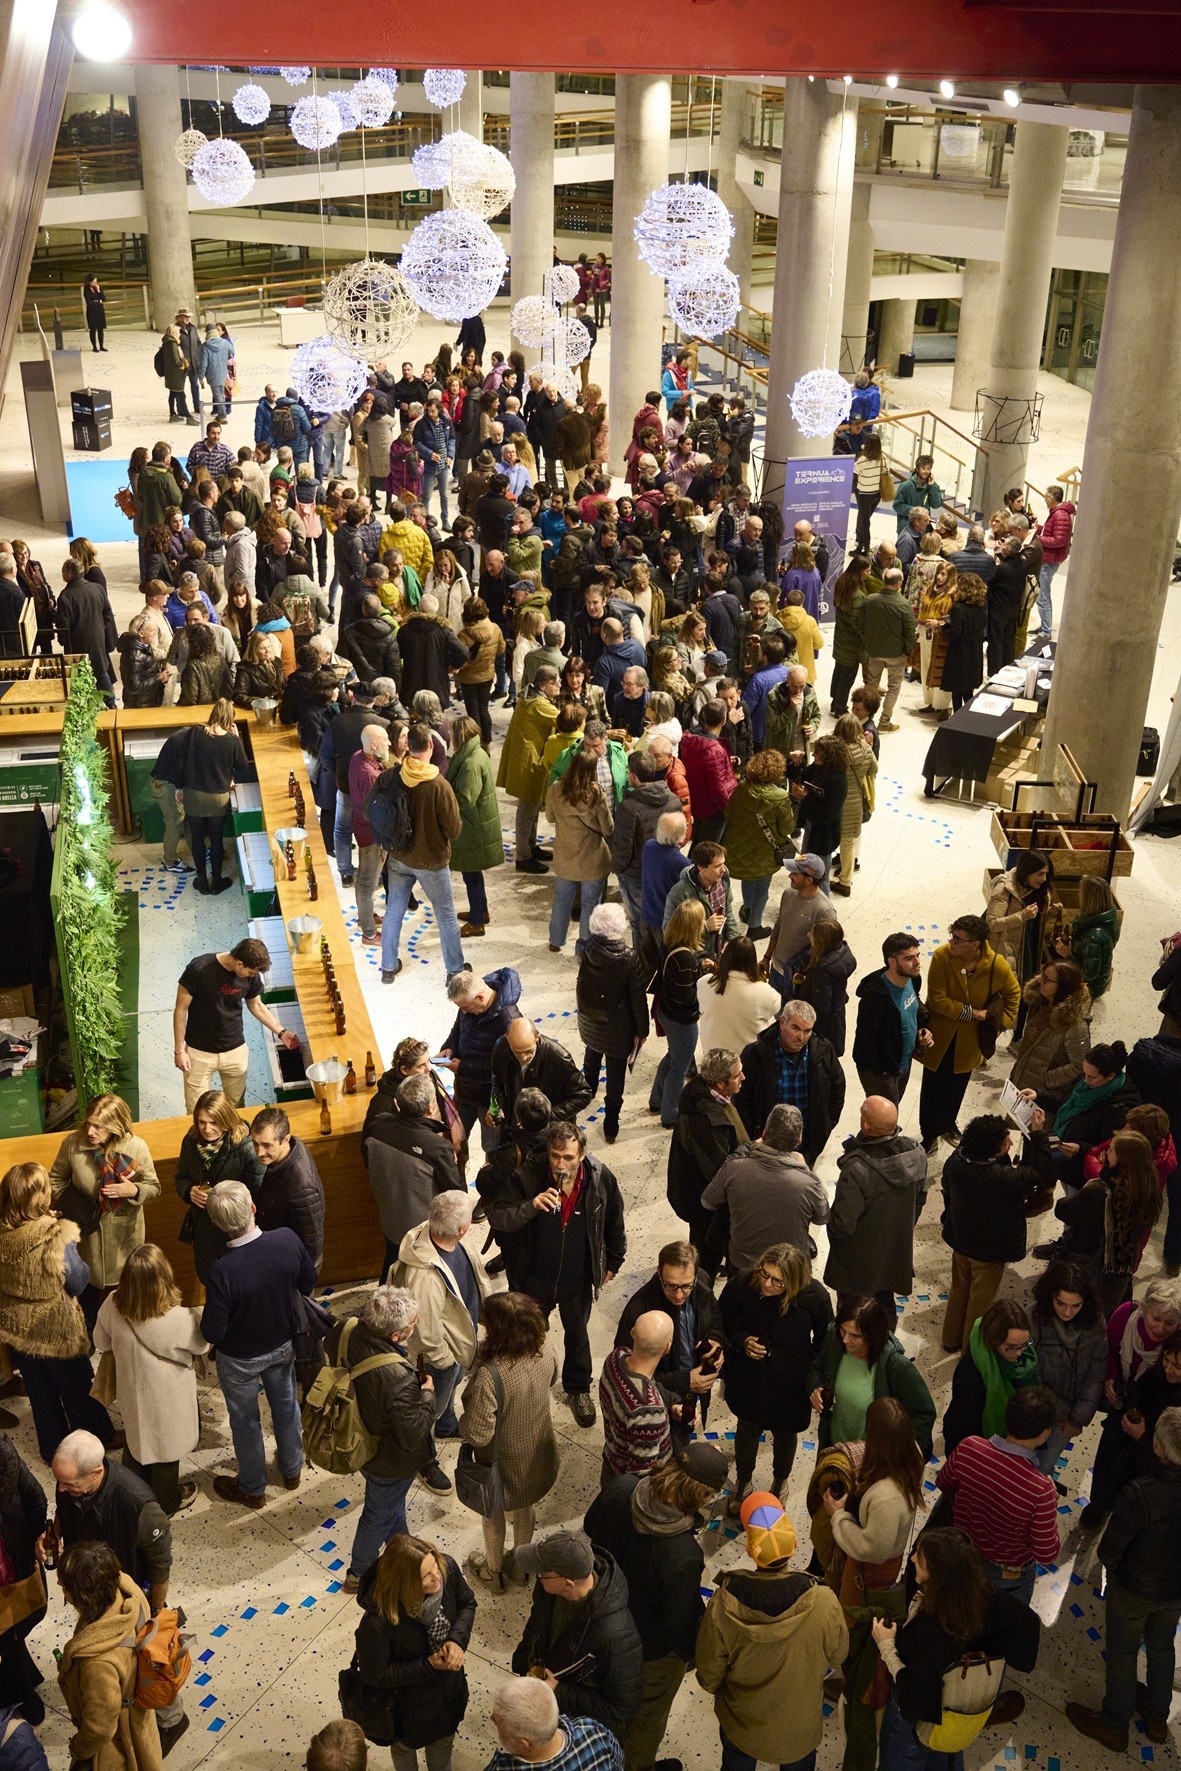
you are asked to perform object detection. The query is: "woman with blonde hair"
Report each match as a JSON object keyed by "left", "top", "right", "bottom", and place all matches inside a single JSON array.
[
  {"left": 172, "top": 1090, "right": 264, "bottom": 1285},
  {"left": 832, "top": 712, "right": 877, "bottom": 898},
  {"left": 177, "top": 697, "right": 247, "bottom": 894},
  {"left": 626, "top": 559, "right": 654, "bottom": 636},
  {"left": 543, "top": 748, "right": 613, "bottom": 956},
  {"left": 650, "top": 899, "right": 708, "bottom": 1127},
  {"left": 902, "top": 528, "right": 943, "bottom": 612},
  {"left": 350, "top": 1534, "right": 475, "bottom": 1771},
  {"left": 94, "top": 1245, "right": 208, "bottom": 1514},
  {"left": 232, "top": 627, "right": 285, "bottom": 707},
  {"left": 915, "top": 559, "right": 957, "bottom": 715},
  {"left": 460, "top": 1292, "right": 559, "bottom": 1591},
  {"left": 49, "top": 1095, "right": 159, "bottom": 1332},
  {"left": 639, "top": 687, "right": 682, "bottom": 753},
  {"left": 423, "top": 545, "right": 471, "bottom": 633},
  {"left": 510, "top": 607, "right": 546, "bottom": 704},
  {"left": 940, "top": 570, "right": 988, "bottom": 711},
  {"left": 675, "top": 609, "right": 708, "bottom": 683},
  {"left": 0, "top": 1161, "right": 116, "bottom": 1460}
]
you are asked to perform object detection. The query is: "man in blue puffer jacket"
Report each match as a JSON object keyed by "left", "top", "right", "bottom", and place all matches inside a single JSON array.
[{"left": 438, "top": 967, "right": 522, "bottom": 1149}]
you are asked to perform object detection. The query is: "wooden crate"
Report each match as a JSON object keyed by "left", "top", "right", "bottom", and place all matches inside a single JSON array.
[{"left": 990, "top": 810, "right": 1134, "bottom": 876}]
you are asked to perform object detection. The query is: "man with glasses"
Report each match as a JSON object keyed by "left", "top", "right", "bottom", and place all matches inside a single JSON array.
[
  {"left": 916, "top": 913, "right": 1020, "bottom": 1155},
  {"left": 614, "top": 1240, "right": 726, "bottom": 1448}
]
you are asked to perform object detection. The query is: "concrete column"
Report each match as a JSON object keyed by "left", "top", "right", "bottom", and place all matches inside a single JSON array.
[
  {"left": 950, "top": 258, "right": 1001, "bottom": 413},
  {"left": 763, "top": 80, "right": 858, "bottom": 490},
  {"left": 457, "top": 71, "right": 482, "bottom": 142},
  {"left": 876, "top": 298, "right": 915, "bottom": 376},
  {"left": 134, "top": 65, "right": 197, "bottom": 331},
  {"left": 979, "top": 120, "right": 1069, "bottom": 512},
  {"left": 608, "top": 76, "right": 672, "bottom": 476},
  {"left": 717, "top": 80, "right": 755, "bottom": 307},
  {"left": 841, "top": 184, "right": 874, "bottom": 371},
  {"left": 1041, "top": 86, "right": 1181, "bottom": 817},
  {"left": 509, "top": 73, "right": 555, "bottom": 355}
]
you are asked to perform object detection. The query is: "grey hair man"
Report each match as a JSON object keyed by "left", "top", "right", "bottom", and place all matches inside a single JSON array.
[
  {"left": 488, "top": 1676, "right": 623, "bottom": 1771},
  {"left": 199, "top": 1179, "right": 318, "bottom": 1510},
  {"left": 736, "top": 996, "right": 846, "bottom": 1166},
  {"left": 363, "top": 1072, "right": 460, "bottom": 1277},
  {"left": 703, "top": 1100, "right": 829, "bottom": 1271}
]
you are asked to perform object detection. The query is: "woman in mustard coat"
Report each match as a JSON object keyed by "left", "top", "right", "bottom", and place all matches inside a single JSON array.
[{"left": 917, "top": 914, "right": 1019, "bottom": 1153}]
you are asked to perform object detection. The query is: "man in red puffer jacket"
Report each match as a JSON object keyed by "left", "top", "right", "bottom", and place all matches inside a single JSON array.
[
  {"left": 1034, "top": 484, "right": 1076, "bottom": 636},
  {"left": 680, "top": 701, "right": 737, "bottom": 842}
]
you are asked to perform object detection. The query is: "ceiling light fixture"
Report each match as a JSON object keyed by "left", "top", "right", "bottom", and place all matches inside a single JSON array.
[
  {"left": 1003, "top": 86, "right": 1022, "bottom": 107},
  {"left": 939, "top": 78, "right": 956, "bottom": 99},
  {"left": 885, "top": 74, "right": 899, "bottom": 89},
  {"left": 70, "top": 2, "right": 132, "bottom": 59},
  {"left": 843, "top": 74, "right": 853, "bottom": 84}
]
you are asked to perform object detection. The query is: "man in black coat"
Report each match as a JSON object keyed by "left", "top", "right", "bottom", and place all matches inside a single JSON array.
[
  {"left": 666, "top": 1053, "right": 748, "bottom": 1278},
  {"left": 986, "top": 535, "right": 1029, "bottom": 675},
  {"left": 610, "top": 752, "right": 681, "bottom": 937},
  {"left": 396, "top": 599, "right": 468, "bottom": 705},
  {"left": 490, "top": 1020, "right": 592, "bottom": 1142},
  {"left": 737, "top": 1000, "right": 846, "bottom": 1166},
  {"left": 511, "top": 1530, "right": 644, "bottom": 1740},
  {"left": 614, "top": 1239, "right": 726, "bottom": 1440},
  {"left": 485, "top": 1122, "right": 625, "bottom": 1425},
  {"left": 940, "top": 1110, "right": 1052, "bottom": 1351},
  {"left": 583, "top": 1443, "right": 729, "bottom": 1768},
  {"left": 249, "top": 1107, "right": 325, "bottom": 1272},
  {"left": 255, "top": 527, "right": 292, "bottom": 601},
  {"left": 55, "top": 561, "right": 118, "bottom": 695},
  {"left": 336, "top": 594, "right": 402, "bottom": 686},
  {"left": 0, "top": 556, "right": 25, "bottom": 660},
  {"left": 363, "top": 1074, "right": 461, "bottom": 1275},
  {"left": 852, "top": 932, "right": 933, "bottom": 1102}
]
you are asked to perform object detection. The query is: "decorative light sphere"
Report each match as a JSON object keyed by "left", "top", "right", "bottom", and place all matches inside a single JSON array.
[
  {"left": 278, "top": 66, "right": 311, "bottom": 86},
  {"left": 423, "top": 68, "right": 466, "bottom": 109},
  {"left": 231, "top": 82, "right": 271, "bottom": 126},
  {"left": 368, "top": 68, "right": 400, "bottom": 94},
  {"left": 291, "top": 336, "right": 369, "bottom": 412},
  {"left": 330, "top": 89, "right": 360, "bottom": 132},
  {"left": 412, "top": 130, "right": 485, "bottom": 191},
  {"left": 790, "top": 367, "right": 854, "bottom": 438},
  {"left": 667, "top": 262, "right": 741, "bottom": 339},
  {"left": 526, "top": 361, "right": 579, "bottom": 403},
  {"left": 447, "top": 142, "right": 516, "bottom": 220},
  {"left": 323, "top": 258, "right": 420, "bottom": 354},
  {"left": 510, "top": 295, "right": 552, "bottom": 349},
  {"left": 354, "top": 74, "right": 396, "bottom": 128},
  {"left": 290, "top": 94, "right": 342, "bottom": 151},
  {"left": 400, "top": 210, "right": 507, "bottom": 322},
  {"left": 174, "top": 127, "right": 208, "bottom": 170},
  {"left": 191, "top": 137, "right": 256, "bottom": 207},
  {"left": 552, "top": 314, "right": 593, "bottom": 366},
  {"left": 543, "top": 264, "right": 580, "bottom": 307},
  {"left": 938, "top": 122, "right": 982, "bottom": 160},
  {"left": 634, "top": 180, "right": 735, "bottom": 277}
]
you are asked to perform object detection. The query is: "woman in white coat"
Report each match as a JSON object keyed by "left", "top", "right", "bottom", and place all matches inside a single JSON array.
[{"left": 94, "top": 1244, "right": 208, "bottom": 1516}]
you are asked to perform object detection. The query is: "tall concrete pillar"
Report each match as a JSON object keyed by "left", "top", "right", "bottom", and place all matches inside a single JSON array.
[
  {"left": 134, "top": 65, "right": 197, "bottom": 330},
  {"left": 876, "top": 299, "right": 915, "bottom": 376},
  {"left": 841, "top": 185, "right": 874, "bottom": 371},
  {"left": 950, "top": 258, "right": 1001, "bottom": 413},
  {"left": 717, "top": 80, "right": 755, "bottom": 307},
  {"left": 509, "top": 74, "right": 555, "bottom": 355},
  {"left": 457, "top": 71, "right": 482, "bottom": 142},
  {"left": 979, "top": 120, "right": 1069, "bottom": 512},
  {"left": 763, "top": 80, "right": 858, "bottom": 491},
  {"left": 609, "top": 76, "right": 672, "bottom": 476},
  {"left": 1041, "top": 87, "right": 1181, "bottom": 817}
]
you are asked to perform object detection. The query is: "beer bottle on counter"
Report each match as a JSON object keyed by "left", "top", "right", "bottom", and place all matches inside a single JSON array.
[
  {"left": 285, "top": 840, "right": 296, "bottom": 881},
  {"left": 344, "top": 1060, "right": 357, "bottom": 1095},
  {"left": 319, "top": 1098, "right": 332, "bottom": 1137},
  {"left": 288, "top": 770, "right": 296, "bottom": 800},
  {"left": 364, "top": 1050, "right": 376, "bottom": 1087},
  {"left": 335, "top": 1001, "right": 347, "bottom": 1035},
  {"left": 308, "top": 864, "right": 319, "bottom": 902}
]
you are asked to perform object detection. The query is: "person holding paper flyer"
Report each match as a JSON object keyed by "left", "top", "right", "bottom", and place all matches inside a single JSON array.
[{"left": 940, "top": 1111, "right": 1054, "bottom": 1354}]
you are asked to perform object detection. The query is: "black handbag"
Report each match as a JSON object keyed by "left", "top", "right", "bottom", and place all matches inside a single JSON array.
[
  {"left": 454, "top": 1363, "right": 506, "bottom": 1518},
  {"left": 56, "top": 1183, "right": 101, "bottom": 1237},
  {"left": 339, "top": 1659, "right": 400, "bottom": 1746}
]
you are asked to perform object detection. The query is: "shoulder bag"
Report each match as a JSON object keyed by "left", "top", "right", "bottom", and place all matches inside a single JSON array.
[
  {"left": 753, "top": 804, "right": 794, "bottom": 869},
  {"left": 0, "top": 1565, "right": 47, "bottom": 1637},
  {"left": 879, "top": 465, "right": 896, "bottom": 502},
  {"left": 454, "top": 1362, "right": 506, "bottom": 1517},
  {"left": 975, "top": 957, "right": 1005, "bottom": 1061},
  {"left": 339, "top": 1656, "right": 401, "bottom": 1746},
  {"left": 56, "top": 1181, "right": 101, "bottom": 1238}
]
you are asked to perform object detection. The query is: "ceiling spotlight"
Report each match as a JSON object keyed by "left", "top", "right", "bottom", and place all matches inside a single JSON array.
[
  {"left": 843, "top": 74, "right": 853, "bottom": 84},
  {"left": 885, "top": 74, "right": 899, "bottom": 89},
  {"left": 939, "top": 78, "right": 956, "bottom": 99},
  {"left": 1003, "top": 85, "right": 1022, "bottom": 107},
  {"left": 70, "top": 2, "right": 133, "bottom": 58}
]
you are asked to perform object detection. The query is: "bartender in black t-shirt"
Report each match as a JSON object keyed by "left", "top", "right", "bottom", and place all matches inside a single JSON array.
[{"left": 173, "top": 937, "right": 299, "bottom": 1111}]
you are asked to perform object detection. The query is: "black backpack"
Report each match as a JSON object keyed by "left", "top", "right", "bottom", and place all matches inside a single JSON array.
[
  {"left": 272, "top": 404, "right": 297, "bottom": 444},
  {"left": 152, "top": 345, "right": 167, "bottom": 377},
  {"left": 363, "top": 769, "right": 413, "bottom": 853}
]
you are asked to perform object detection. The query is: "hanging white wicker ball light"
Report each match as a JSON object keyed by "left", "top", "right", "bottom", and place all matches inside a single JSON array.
[
  {"left": 323, "top": 259, "right": 420, "bottom": 354},
  {"left": 789, "top": 367, "right": 854, "bottom": 438},
  {"left": 411, "top": 130, "right": 485, "bottom": 191},
  {"left": 330, "top": 89, "right": 360, "bottom": 132},
  {"left": 422, "top": 68, "right": 466, "bottom": 109},
  {"left": 634, "top": 181, "right": 734, "bottom": 278},
  {"left": 354, "top": 74, "right": 396, "bottom": 128},
  {"left": 526, "top": 361, "right": 579, "bottom": 402},
  {"left": 290, "top": 94, "right": 343, "bottom": 151},
  {"left": 278, "top": 66, "right": 311, "bottom": 87},
  {"left": 231, "top": 82, "right": 271, "bottom": 126},
  {"left": 447, "top": 143, "right": 516, "bottom": 220},
  {"left": 368, "top": 69, "right": 400, "bottom": 95},
  {"left": 510, "top": 296, "right": 552, "bottom": 349},
  {"left": 400, "top": 210, "right": 507, "bottom": 322},
  {"left": 543, "top": 263, "right": 580, "bottom": 307},
  {"left": 667, "top": 262, "right": 741, "bottom": 339},
  {"left": 174, "top": 128, "right": 207, "bottom": 170},
  {"left": 552, "top": 314, "right": 593, "bottom": 365},
  {"left": 291, "top": 337, "right": 369, "bottom": 412},
  {"left": 191, "top": 137, "right": 255, "bottom": 206}
]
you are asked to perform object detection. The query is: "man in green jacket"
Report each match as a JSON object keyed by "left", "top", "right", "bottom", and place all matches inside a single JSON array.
[
  {"left": 547, "top": 718, "right": 628, "bottom": 806},
  {"left": 764, "top": 667, "right": 820, "bottom": 771},
  {"left": 861, "top": 569, "right": 916, "bottom": 731},
  {"left": 133, "top": 441, "right": 186, "bottom": 540},
  {"left": 663, "top": 841, "right": 741, "bottom": 949},
  {"left": 496, "top": 666, "right": 562, "bottom": 872},
  {"left": 892, "top": 454, "right": 944, "bottom": 532}
]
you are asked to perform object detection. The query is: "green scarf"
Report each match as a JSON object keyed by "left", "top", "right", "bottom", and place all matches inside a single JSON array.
[
  {"left": 969, "top": 1317, "right": 1038, "bottom": 1438},
  {"left": 1053, "top": 1069, "right": 1127, "bottom": 1138},
  {"left": 403, "top": 564, "right": 423, "bottom": 609}
]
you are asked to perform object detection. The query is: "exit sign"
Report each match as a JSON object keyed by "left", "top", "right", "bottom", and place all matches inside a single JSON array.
[
  {"left": 402, "top": 189, "right": 431, "bottom": 207},
  {"left": 754, "top": 169, "right": 764, "bottom": 187}
]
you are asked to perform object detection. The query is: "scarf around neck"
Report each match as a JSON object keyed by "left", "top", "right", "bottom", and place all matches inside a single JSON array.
[
  {"left": 969, "top": 1317, "right": 1038, "bottom": 1438},
  {"left": 1054, "top": 1069, "right": 1126, "bottom": 1137}
]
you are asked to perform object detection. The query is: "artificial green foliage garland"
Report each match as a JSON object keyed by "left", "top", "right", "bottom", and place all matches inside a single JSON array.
[{"left": 57, "top": 660, "right": 125, "bottom": 1108}]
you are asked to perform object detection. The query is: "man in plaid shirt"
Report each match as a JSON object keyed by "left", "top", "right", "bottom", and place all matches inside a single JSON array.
[{"left": 487, "top": 1679, "right": 622, "bottom": 1771}]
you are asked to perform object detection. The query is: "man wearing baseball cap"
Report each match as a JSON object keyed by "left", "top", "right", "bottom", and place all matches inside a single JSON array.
[
  {"left": 696, "top": 1492, "right": 848, "bottom": 1771},
  {"left": 585, "top": 1444, "right": 729, "bottom": 1771},
  {"left": 762, "top": 853, "right": 837, "bottom": 998},
  {"left": 510, "top": 1529, "right": 643, "bottom": 1744}
]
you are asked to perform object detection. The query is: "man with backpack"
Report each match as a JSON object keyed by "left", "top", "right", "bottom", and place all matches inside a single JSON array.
[
  {"left": 49, "top": 1429, "right": 190, "bottom": 1755},
  {"left": 376, "top": 723, "right": 466, "bottom": 985}
]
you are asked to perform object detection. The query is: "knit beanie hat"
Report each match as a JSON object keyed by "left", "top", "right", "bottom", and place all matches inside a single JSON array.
[{"left": 740, "top": 1490, "right": 796, "bottom": 1567}]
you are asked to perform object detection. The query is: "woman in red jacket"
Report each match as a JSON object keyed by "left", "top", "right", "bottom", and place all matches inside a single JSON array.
[{"left": 1034, "top": 484, "right": 1075, "bottom": 636}]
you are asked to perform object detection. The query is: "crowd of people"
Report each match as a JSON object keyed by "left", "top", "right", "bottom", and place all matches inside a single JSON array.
[{"left": 0, "top": 308, "right": 1176, "bottom": 1771}]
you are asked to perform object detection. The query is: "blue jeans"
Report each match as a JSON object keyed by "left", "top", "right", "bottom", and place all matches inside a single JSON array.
[
  {"left": 461, "top": 870, "right": 489, "bottom": 924},
  {"left": 548, "top": 875, "right": 605, "bottom": 956},
  {"left": 428, "top": 1361, "right": 461, "bottom": 1437},
  {"left": 349, "top": 1471, "right": 416, "bottom": 1579},
  {"left": 740, "top": 876, "right": 772, "bottom": 930},
  {"left": 334, "top": 789, "right": 354, "bottom": 877},
  {"left": 720, "top": 1727, "right": 814, "bottom": 1771},
  {"left": 650, "top": 1014, "right": 699, "bottom": 1128},
  {"left": 979, "top": 1556, "right": 1036, "bottom": 1607},
  {"left": 217, "top": 1341, "right": 303, "bottom": 1496},
  {"left": 1037, "top": 1423, "right": 1073, "bottom": 1474},
  {"left": 1102, "top": 1574, "right": 1181, "bottom": 1733},
  {"left": 1037, "top": 560, "right": 1059, "bottom": 633},
  {"left": 421, "top": 460, "right": 451, "bottom": 527},
  {"left": 617, "top": 873, "right": 643, "bottom": 945},
  {"left": 381, "top": 858, "right": 466, "bottom": 976},
  {"left": 879, "top": 1695, "right": 962, "bottom": 1770},
  {"left": 325, "top": 428, "right": 347, "bottom": 478}
]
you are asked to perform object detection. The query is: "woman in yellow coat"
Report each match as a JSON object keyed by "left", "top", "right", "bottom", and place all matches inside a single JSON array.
[
  {"left": 915, "top": 561, "right": 957, "bottom": 716},
  {"left": 917, "top": 913, "right": 1020, "bottom": 1153}
]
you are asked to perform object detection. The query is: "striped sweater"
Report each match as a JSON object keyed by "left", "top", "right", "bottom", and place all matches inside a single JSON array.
[
  {"left": 936, "top": 1435, "right": 1059, "bottom": 1569},
  {"left": 598, "top": 1346, "right": 672, "bottom": 1479}
]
